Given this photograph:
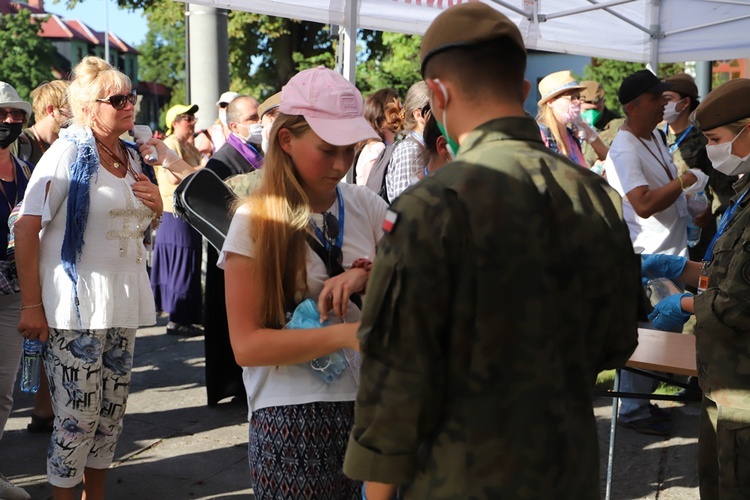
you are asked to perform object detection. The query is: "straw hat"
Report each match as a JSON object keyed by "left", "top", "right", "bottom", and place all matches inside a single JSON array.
[{"left": 538, "top": 70, "right": 586, "bottom": 106}]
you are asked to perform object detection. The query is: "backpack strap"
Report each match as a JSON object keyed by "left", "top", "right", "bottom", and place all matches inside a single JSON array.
[{"left": 365, "top": 141, "right": 399, "bottom": 204}]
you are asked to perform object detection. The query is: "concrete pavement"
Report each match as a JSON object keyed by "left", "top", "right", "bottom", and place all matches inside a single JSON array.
[{"left": 2, "top": 319, "right": 700, "bottom": 499}]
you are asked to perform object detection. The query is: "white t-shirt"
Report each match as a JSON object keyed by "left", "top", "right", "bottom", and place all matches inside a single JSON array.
[
  {"left": 604, "top": 130, "right": 689, "bottom": 256},
  {"left": 218, "top": 182, "right": 388, "bottom": 416},
  {"left": 20, "top": 138, "right": 156, "bottom": 329}
]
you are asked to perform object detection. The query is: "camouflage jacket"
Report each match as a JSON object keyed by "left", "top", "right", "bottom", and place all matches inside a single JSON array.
[
  {"left": 665, "top": 124, "right": 737, "bottom": 215},
  {"left": 695, "top": 174, "right": 750, "bottom": 411},
  {"left": 343, "top": 116, "right": 640, "bottom": 499}
]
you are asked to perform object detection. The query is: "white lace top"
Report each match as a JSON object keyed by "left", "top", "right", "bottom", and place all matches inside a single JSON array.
[{"left": 20, "top": 138, "right": 156, "bottom": 330}]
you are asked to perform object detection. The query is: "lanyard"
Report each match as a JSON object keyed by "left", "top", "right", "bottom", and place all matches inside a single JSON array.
[
  {"left": 565, "top": 129, "right": 584, "bottom": 166},
  {"left": 636, "top": 133, "right": 674, "bottom": 180},
  {"left": 312, "top": 186, "right": 344, "bottom": 250},
  {"left": 664, "top": 124, "right": 693, "bottom": 155},
  {"left": 703, "top": 186, "right": 750, "bottom": 262}
]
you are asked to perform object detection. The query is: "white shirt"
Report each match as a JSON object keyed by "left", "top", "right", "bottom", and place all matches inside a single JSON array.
[
  {"left": 218, "top": 182, "right": 388, "bottom": 417},
  {"left": 604, "top": 130, "right": 689, "bottom": 256},
  {"left": 21, "top": 138, "right": 156, "bottom": 329}
]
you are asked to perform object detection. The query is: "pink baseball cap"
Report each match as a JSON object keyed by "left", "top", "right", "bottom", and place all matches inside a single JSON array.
[{"left": 280, "top": 67, "right": 378, "bottom": 146}]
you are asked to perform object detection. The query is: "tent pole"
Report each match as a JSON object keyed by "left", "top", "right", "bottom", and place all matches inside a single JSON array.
[
  {"left": 340, "top": 0, "right": 359, "bottom": 83},
  {"left": 695, "top": 61, "right": 713, "bottom": 100},
  {"left": 647, "top": 0, "right": 662, "bottom": 72}
]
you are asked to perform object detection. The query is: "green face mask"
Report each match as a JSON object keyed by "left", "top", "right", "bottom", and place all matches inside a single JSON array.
[
  {"left": 581, "top": 108, "right": 602, "bottom": 127},
  {"left": 435, "top": 119, "right": 459, "bottom": 158}
]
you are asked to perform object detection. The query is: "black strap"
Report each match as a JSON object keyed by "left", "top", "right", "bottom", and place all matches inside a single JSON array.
[{"left": 306, "top": 234, "right": 362, "bottom": 310}]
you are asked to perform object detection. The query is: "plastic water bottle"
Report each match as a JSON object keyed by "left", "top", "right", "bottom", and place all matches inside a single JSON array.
[
  {"left": 686, "top": 191, "right": 709, "bottom": 248},
  {"left": 20, "top": 339, "right": 44, "bottom": 394}
]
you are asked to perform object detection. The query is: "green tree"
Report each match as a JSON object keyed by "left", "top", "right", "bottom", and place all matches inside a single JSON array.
[
  {"left": 137, "top": 1, "right": 186, "bottom": 111},
  {"left": 583, "top": 58, "right": 684, "bottom": 115},
  {"left": 357, "top": 32, "right": 422, "bottom": 97},
  {"left": 0, "top": 9, "right": 56, "bottom": 102}
]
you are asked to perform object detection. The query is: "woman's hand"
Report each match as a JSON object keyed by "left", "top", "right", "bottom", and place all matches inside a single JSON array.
[
  {"left": 317, "top": 267, "right": 368, "bottom": 322},
  {"left": 132, "top": 173, "right": 163, "bottom": 217},
  {"left": 137, "top": 137, "right": 170, "bottom": 166},
  {"left": 18, "top": 306, "right": 48, "bottom": 343}
]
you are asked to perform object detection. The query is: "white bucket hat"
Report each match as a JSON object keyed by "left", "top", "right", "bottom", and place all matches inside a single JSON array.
[{"left": 0, "top": 82, "right": 32, "bottom": 116}]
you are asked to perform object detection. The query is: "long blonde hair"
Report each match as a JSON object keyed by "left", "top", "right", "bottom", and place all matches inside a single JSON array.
[
  {"left": 243, "top": 113, "right": 312, "bottom": 328},
  {"left": 536, "top": 103, "right": 570, "bottom": 157}
]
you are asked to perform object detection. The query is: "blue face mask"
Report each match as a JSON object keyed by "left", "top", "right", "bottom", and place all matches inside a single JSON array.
[{"left": 432, "top": 79, "right": 459, "bottom": 158}]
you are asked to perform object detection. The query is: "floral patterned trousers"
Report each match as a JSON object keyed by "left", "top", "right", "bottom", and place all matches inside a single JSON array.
[{"left": 43, "top": 327, "right": 136, "bottom": 488}]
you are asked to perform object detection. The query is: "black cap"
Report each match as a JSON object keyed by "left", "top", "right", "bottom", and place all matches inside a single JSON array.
[{"left": 618, "top": 70, "right": 673, "bottom": 105}]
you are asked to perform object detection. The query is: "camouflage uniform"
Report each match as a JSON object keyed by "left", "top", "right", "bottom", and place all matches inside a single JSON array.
[
  {"left": 694, "top": 174, "right": 750, "bottom": 498},
  {"left": 343, "top": 116, "right": 640, "bottom": 499},
  {"left": 226, "top": 169, "right": 263, "bottom": 198},
  {"left": 582, "top": 110, "right": 623, "bottom": 167},
  {"left": 666, "top": 124, "right": 738, "bottom": 262}
]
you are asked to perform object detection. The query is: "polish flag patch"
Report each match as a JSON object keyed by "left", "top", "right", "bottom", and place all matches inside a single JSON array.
[{"left": 382, "top": 210, "right": 399, "bottom": 233}]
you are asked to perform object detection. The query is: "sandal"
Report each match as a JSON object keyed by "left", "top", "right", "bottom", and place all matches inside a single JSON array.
[{"left": 27, "top": 413, "right": 54, "bottom": 433}]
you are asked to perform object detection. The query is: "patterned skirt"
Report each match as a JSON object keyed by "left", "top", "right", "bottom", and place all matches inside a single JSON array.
[{"left": 248, "top": 401, "right": 361, "bottom": 499}]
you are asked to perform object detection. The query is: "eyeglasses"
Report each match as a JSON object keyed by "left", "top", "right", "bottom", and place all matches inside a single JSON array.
[
  {"left": 97, "top": 91, "right": 137, "bottom": 110},
  {"left": 176, "top": 114, "right": 196, "bottom": 123},
  {"left": 322, "top": 212, "right": 343, "bottom": 270},
  {"left": 559, "top": 94, "right": 582, "bottom": 103},
  {"left": 57, "top": 108, "right": 71, "bottom": 118},
  {"left": 0, "top": 109, "right": 26, "bottom": 122}
]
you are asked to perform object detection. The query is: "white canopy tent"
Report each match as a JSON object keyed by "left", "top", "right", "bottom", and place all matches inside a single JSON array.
[{"left": 180, "top": 0, "right": 750, "bottom": 78}]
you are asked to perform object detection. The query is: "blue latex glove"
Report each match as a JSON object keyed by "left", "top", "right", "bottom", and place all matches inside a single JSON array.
[
  {"left": 641, "top": 254, "right": 688, "bottom": 280},
  {"left": 648, "top": 293, "right": 692, "bottom": 333},
  {"left": 286, "top": 299, "right": 328, "bottom": 329}
]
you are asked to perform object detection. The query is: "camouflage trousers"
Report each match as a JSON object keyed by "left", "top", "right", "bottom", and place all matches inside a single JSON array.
[{"left": 699, "top": 396, "right": 750, "bottom": 499}]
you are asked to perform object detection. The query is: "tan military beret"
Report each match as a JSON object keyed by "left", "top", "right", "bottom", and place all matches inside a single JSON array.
[
  {"left": 692, "top": 78, "right": 750, "bottom": 131},
  {"left": 258, "top": 91, "right": 281, "bottom": 119},
  {"left": 419, "top": 3, "right": 525, "bottom": 75},
  {"left": 666, "top": 73, "right": 699, "bottom": 100},
  {"left": 580, "top": 81, "right": 605, "bottom": 103}
]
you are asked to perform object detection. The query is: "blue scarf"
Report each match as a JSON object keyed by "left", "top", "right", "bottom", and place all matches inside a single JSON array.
[{"left": 59, "top": 125, "right": 157, "bottom": 324}]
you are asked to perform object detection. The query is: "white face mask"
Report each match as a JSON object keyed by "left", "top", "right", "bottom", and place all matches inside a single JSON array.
[
  {"left": 551, "top": 97, "right": 581, "bottom": 124},
  {"left": 663, "top": 98, "right": 686, "bottom": 124},
  {"left": 219, "top": 109, "right": 228, "bottom": 127},
  {"left": 235, "top": 123, "right": 263, "bottom": 145},
  {"left": 706, "top": 127, "right": 750, "bottom": 176},
  {"left": 261, "top": 124, "right": 271, "bottom": 153}
]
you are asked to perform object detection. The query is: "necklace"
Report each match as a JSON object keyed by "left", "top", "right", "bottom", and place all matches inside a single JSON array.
[
  {"left": 96, "top": 138, "right": 126, "bottom": 170},
  {"left": 96, "top": 138, "right": 140, "bottom": 180}
]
